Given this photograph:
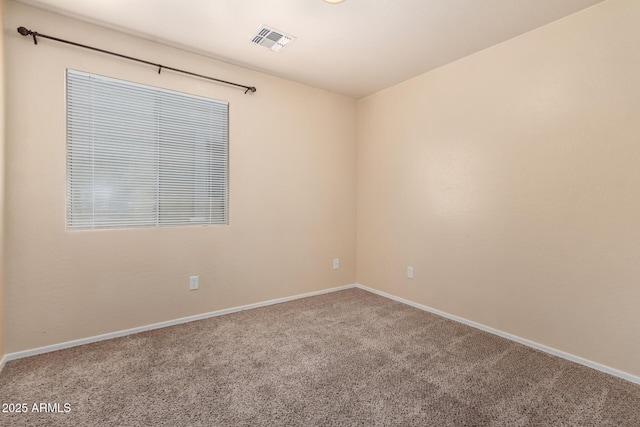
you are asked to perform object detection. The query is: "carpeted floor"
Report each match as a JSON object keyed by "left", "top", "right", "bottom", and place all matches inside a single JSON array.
[{"left": 1, "top": 288, "right": 639, "bottom": 426}]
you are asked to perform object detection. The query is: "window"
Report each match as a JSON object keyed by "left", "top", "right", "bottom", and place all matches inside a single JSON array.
[{"left": 66, "top": 70, "right": 228, "bottom": 229}]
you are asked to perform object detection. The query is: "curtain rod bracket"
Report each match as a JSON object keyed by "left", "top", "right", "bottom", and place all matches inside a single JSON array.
[{"left": 16, "top": 26, "right": 257, "bottom": 94}]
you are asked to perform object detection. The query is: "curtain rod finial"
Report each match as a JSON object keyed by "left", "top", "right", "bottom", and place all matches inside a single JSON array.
[{"left": 17, "top": 26, "right": 37, "bottom": 45}]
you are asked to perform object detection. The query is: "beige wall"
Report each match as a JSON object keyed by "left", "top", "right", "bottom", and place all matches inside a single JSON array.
[
  {"left": 357, "top": 0, "right": 640, "bottom": 377},
  {"left": 0, "top": 0, "right": 6, "bottom": 359},
  {"left": 4, "top": 1, "right": 357, "bottom": 353}
]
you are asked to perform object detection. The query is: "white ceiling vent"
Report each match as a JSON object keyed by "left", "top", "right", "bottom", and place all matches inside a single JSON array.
[{"left": 251, "top": 25, "right": 296, "bottom": 52}]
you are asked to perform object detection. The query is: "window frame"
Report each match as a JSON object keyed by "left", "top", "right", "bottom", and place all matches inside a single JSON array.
[{"left": 65, "top": 69, "right": 229, "bottom": 230}]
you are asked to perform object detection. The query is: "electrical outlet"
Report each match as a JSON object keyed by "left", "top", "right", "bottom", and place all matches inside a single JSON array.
[
  {"left": 407, "top": 266, "right": 414, "bottom": 279},
  {"left": 333, "top": 258, "right": 340, "bottom": 270},
  {"left": 189, "top": 276, "right": 199, "bottom": 290}
]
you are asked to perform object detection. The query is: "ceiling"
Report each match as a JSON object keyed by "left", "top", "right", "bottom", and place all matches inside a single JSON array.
[{"left": 16, "top": 0, "right": 605, "bottom": 98}]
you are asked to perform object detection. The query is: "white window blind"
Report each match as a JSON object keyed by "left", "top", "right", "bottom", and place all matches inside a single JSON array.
[{"left": 66, "top": 70, "right": 228, "bottom": 229}]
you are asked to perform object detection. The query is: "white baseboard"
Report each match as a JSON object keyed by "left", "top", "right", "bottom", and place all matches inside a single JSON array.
[
  {"left": 5, "top": 282, "right": 638, "bottom": 386},
  {"left": 355, "top": 284, "right": 640, "bottom": 385},
  {"left": 4, "top": 284, "right": 357, "bottom": 364}
]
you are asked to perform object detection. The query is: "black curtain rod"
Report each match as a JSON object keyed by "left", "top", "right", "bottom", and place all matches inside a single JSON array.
[{"left": 17, "top": 26, "right": 257, "bottom": 94}]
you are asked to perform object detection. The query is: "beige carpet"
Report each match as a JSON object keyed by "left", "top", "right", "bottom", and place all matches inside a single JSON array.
[{"left": 1, "top": 288, "right": 639, "bottom": 426}]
